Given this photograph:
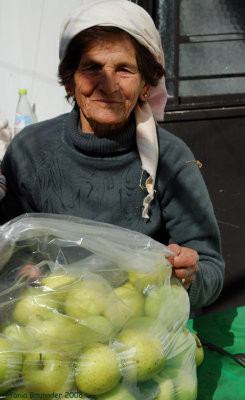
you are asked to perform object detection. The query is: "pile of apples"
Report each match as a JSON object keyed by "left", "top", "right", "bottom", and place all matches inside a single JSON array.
[{"left": 0, "top": 264, "right": 203, "bottom": 399}]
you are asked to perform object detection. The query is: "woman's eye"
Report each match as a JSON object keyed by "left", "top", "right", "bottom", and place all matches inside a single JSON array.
[
  {"left": 88, "top": 65, "right": 100, "bottom": 70},
  {"left": 119, "top": 67, "right": 133, "bottom": 74},
  {"left": 79, "top": 64, "right": 100, "bottom": 72}
]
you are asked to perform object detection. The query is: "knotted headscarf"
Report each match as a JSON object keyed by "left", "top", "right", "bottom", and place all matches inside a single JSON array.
[{"left": 59, "top": 0, "right": 168, "bottom": 218}]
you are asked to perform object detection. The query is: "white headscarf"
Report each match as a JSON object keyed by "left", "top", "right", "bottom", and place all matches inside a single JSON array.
[{"left": 59, "top": 0, "right": 168, "bottom": 218}]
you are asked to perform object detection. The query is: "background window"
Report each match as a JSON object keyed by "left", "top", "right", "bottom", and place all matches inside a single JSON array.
[{"left": 132, "top": 0, "right": 245, "bottom": 117}]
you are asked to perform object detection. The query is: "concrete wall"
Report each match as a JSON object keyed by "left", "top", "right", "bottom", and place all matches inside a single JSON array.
[{"left": 0, "top": 0, "right": 84, "bottom": 131}]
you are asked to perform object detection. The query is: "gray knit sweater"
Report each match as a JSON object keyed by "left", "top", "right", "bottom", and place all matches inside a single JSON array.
[{"left": 0, "top": 107, "right": 225, "bottom": 308}]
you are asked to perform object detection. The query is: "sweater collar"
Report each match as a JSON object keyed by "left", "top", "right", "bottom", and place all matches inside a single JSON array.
[{"left": 68, "top": 106, "right": 136, "bottom": 155}]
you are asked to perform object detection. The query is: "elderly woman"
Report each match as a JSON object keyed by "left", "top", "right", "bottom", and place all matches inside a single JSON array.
[{"left": 0, "top": 0, "right": 224, "bottom": 310}]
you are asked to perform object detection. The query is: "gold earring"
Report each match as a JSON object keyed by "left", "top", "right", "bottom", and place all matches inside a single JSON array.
[{"left": 143, "top": 93, "right": 148, "bottom": 99}]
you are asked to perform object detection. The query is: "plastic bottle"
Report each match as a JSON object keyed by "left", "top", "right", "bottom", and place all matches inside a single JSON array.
[{"left": 14, "top": 89, "right": 37, "bottom": 135}]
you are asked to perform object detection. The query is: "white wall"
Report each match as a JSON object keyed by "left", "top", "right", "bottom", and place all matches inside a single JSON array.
[{"left": 0, "top": 0, "right": 84, "bottom": 131}]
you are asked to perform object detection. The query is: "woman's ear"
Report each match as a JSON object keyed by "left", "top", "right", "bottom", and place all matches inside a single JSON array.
[{"left": 139, "top": 84, "right": 151, "bottom": 102}]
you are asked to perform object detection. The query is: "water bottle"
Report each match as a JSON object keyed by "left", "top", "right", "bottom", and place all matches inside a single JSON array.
[{"left": 14, "top": 89, "right": 37, "bottom": 135}]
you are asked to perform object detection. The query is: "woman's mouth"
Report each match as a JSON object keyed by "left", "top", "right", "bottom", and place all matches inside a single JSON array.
[{"left": 93, "top": 99, "right": 122, "bottom": 104}]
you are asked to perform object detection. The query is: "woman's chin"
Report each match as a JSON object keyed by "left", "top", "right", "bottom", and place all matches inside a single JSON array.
[
  {"left": 95, "top": 122, "right": 128, "bottom": 137},
  {"left": 83, "top": 117, "right": 129, "bottom": 136}
]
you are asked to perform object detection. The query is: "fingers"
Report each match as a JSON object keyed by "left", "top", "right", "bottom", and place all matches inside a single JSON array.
[
  {"left": 182, "top": 279, "right": 193, "bottom": 290},
  {"left": 167, "top": 244, "right": 181, "bottom": 261},
  {"left": 168, "top": 244, "right": 199, "bottom": 267},
  {"left": 172, "top": 267, "right": 196, "bottom": 288},
  {"left": 18, "top": 264, "right": 41, "bottom": 285},
  {"left": 167, "top": 244, "right": 199, "bottom": 290},
  {"left": 166, "top": 244, "right": 180, "bottom": 266}
]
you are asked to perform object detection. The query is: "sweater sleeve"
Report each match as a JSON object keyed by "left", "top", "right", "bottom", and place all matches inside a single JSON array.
[
  {"left": 0, "top": 144, "right": 28, "bottom": 224},
  {"left": 0, "top": 125, "right": 41, "bottom": 224},
  {"left": 0, "top": 114, "right": 66, "bottom": 224},
  {"left": 157, "top": 130, "right": 225, "bottom": 308}
]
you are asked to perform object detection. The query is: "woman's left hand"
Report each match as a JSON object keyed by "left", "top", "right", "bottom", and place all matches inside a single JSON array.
[{"left": 167, "top": 244, "right": 199, "bottom": 290}]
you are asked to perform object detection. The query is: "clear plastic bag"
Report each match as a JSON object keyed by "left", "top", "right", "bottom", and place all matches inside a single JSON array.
[{"left": 0, "top": 214, "right": 197, "bottom": 399}]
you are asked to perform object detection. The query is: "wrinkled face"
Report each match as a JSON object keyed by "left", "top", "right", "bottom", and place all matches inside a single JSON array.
[{"left": 71, "top": 33, "right": 149, "bottom": 136}]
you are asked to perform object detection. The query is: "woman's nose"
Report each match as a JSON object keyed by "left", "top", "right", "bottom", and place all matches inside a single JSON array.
[{"left": 98, "top": 69, "right": 118, "bottom": 93}]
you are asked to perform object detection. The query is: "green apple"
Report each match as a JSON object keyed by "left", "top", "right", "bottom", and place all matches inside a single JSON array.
[
  {"left": 104, "top": 284, "right": 145, "bottom": 328},
  {"left": 81, "top": 315, "right": 116, "bottom": 342},
  {"left": 165, "top": 279, "right": 190, "bottom": 324},
  {"left": 75, "top": 343, "right": 121, "bottom": 396},
  {"left": 115, "top": 329, "right": 165, "bottom": 382},
  {"left": 22, "top": 348, "right": 74, "bottom": 396},
  {"left": 144, "top": 285, "right": 166, "bottom": 319},
  {"left": 41, "top": 272, "right": 77, "bottom": 303},
  {"left": 103, "top": 293, "right": 130, "bottom": 329},
  {"left": 0, "top": 337, "right": 23, "bottom": 393},
  {"left": 146, "top": 279, "right": 190, "bottom": 332},
  {"left": 128, "top": 266, "right": 169, "bottom": 293},
  {"left": 3, "top": 323, "right": 38, "bottom": 350},
  {"left": 27, "top": 313, "right": 102, "bottom": 355},
  {"left": 114, "top": 284, "right": 145, "bottom": 317},
  {"left": 12, "top": 288, "right": 58, "bottom": 325},
  {"left": 154, "top": 373, "right": 174, "bottom": 400},
  {"left": 96, "top": 383, "right": 136, "bottom": 399},
  {"left": 121, "top": 281, "right": 134, "bottom": 290},
  {"left": 163, "top": 328, "right": 196, "bottom": 370},
  {"left": 65, "top": 280, "right": 109, "bottom": 319},
  {"left": 123, "top": 316, "right": 169, "bottom": 345},
  {"left": 163, "top": 368, "right": 197, "bottom": 400},
  {"left": 189, "top": 331, "right": 204, "bottom": 367},
  {"left": 167, "top": 329, "right": 194, "bottom": 358},
  {"left": 136, "top": 379, "right": 160, "bottom": 399},
  {"left": 123, "top": 316, "right": 156, "bottom": 331},
  {"left": 96, "top": 268, "right": 128, "bottom": 288}
]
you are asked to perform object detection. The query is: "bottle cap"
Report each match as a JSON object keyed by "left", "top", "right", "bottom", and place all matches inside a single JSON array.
[{"left": 18, "top": 89, "right": 27, "bottom": 95}]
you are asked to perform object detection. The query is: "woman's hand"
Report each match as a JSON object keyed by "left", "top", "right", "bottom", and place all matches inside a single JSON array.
[
  {"left": 167, "top": 244, "right": 199, "bottom": 290},
  {"left": 18, "top": 264, "right": 41, "bottom": 285}
]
